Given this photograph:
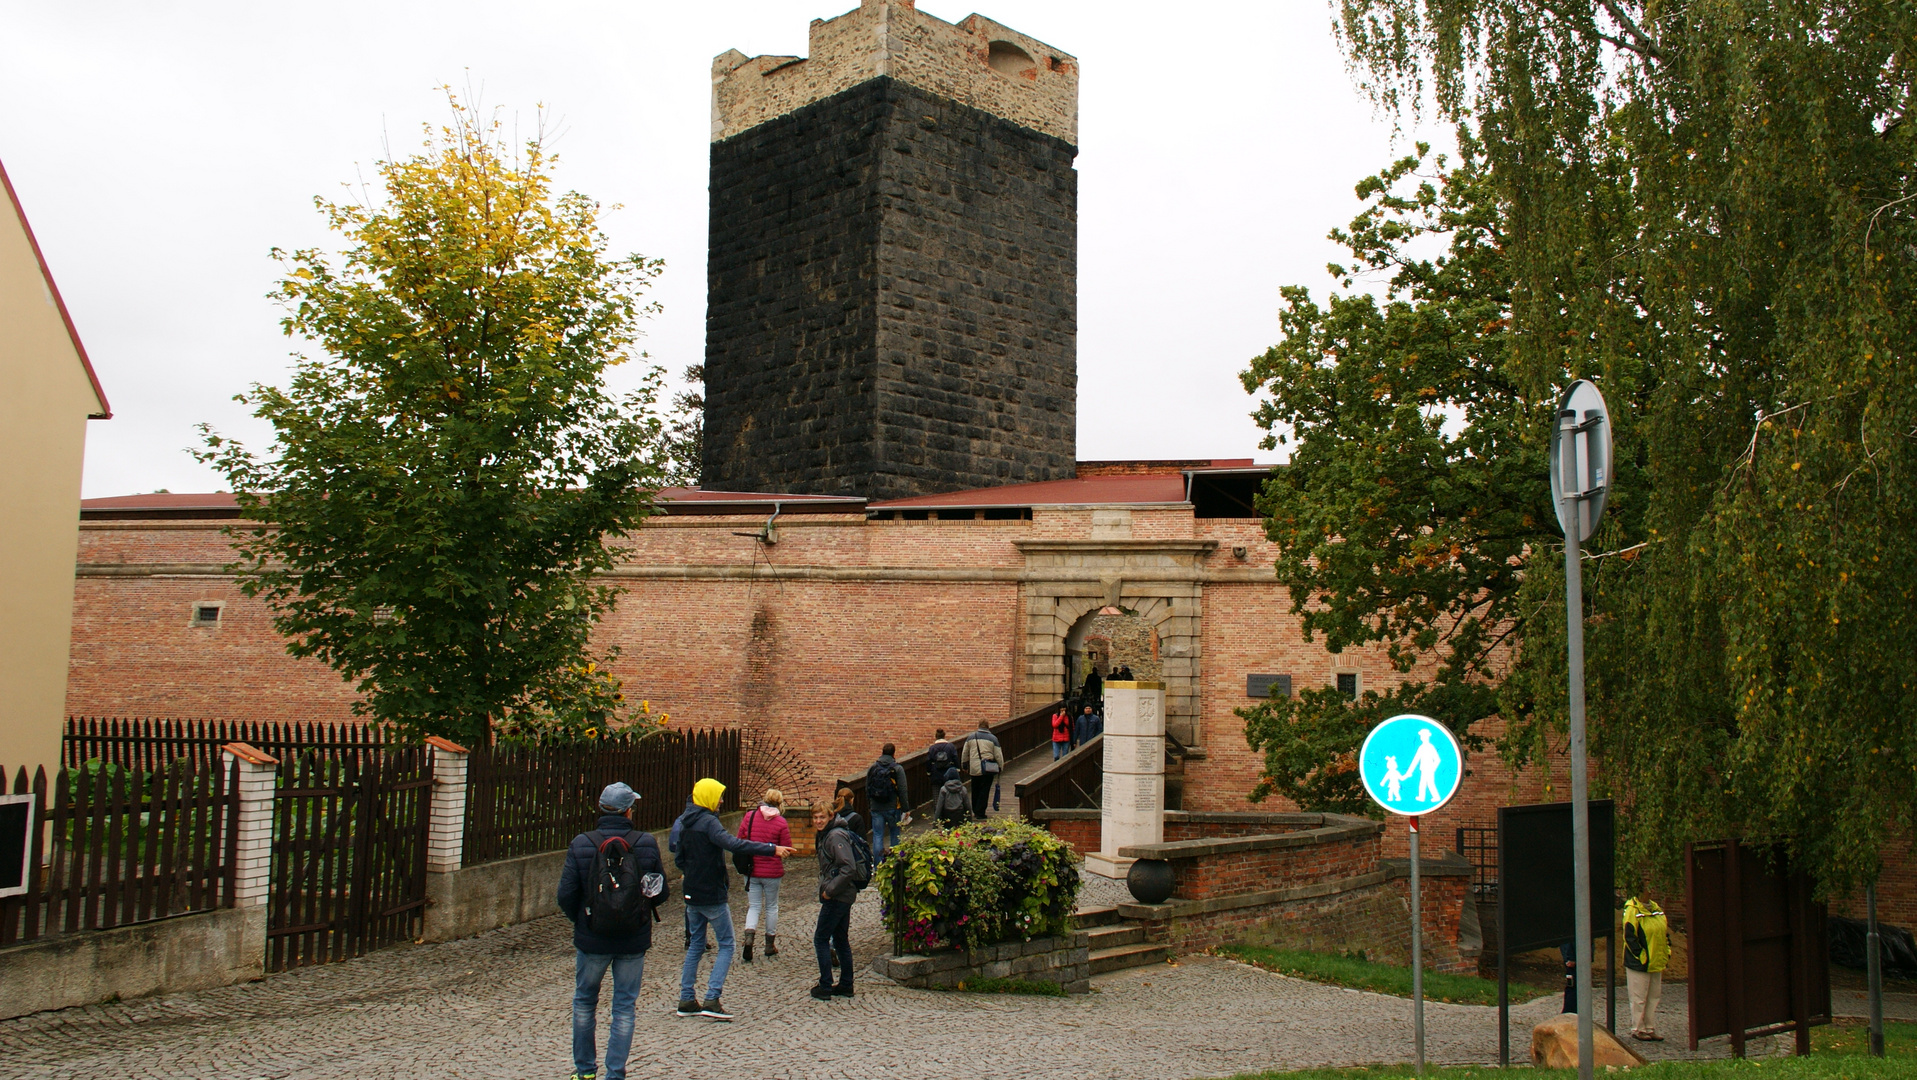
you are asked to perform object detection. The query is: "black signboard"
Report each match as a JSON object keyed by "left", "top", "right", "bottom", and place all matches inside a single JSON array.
[
  {"left": 1246, "top": 674, "right": 1292, "bottom": 699},
  {"left": 1500, "top": 800, "right": 1616, "bottom": 951},
  {"left": 0, "top": 796, "right": 30, "bottom": 896},
  {"left": 1494, "top": 799, "right": 1617, "bottom": 1064}
]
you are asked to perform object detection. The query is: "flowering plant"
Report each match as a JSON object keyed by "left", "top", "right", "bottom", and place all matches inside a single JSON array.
[{"left": 876, "top": 819, "right": 1081, "bottom": 952}]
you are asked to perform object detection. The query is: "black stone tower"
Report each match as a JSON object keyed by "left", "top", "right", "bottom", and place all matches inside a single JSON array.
[{"left": 702, "top": 0, "right": 1078, "bottom": 499}]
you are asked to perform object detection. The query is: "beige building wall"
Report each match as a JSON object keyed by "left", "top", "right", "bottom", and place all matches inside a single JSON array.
[{"left": 0, "top": 162, "right": 108, "bottom": 781}]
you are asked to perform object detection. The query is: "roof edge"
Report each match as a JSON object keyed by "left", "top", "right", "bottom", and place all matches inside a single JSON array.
[{"left": 0, "top": 158, "right": 109, "bottom": 419}]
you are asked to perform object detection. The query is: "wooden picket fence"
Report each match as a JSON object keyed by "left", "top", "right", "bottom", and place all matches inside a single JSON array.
[
  {"left": 0, "top": 758, "right": 239, "bottom": 947},
  {"left": 463, "top": 728, "right": 741, "bottom": 865}
]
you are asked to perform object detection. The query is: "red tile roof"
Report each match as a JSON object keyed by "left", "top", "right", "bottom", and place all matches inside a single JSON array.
[
  {"left": 869, "top": 473, "right": 1189, "bottom": 509},
  {"left": 2, "top": 158, "right": 109, "bottom": 419},
  {"left": 80, "top": 488, "right": 864, "bottom": 519}
]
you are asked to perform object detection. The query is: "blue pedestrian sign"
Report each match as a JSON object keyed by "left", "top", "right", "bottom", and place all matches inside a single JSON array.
[{"left": 1359, "top": 714, "right": 1463, "bottom": 816}]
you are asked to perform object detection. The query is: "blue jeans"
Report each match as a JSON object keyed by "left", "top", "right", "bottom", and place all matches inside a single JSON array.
[
  {"left": 680, "top": 902, "right": 735, "bottom": 1002},
  {"left": 574, "top": 950, "right": 645, "bottom": 1080},
  {"left": 871, "top": 805, "right": 902, "bottom": 859},
  {"left": 1052, "top": 740, "right": 1070, "bottom": 760}
]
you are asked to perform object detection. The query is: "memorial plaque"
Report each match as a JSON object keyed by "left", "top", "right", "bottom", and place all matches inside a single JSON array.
[
  {"left": 1103, "top": 733, "right": 1165, "bottom": 775},
  {"left": 1247, "top": 674, "right": 1292, "bottom": 699}
]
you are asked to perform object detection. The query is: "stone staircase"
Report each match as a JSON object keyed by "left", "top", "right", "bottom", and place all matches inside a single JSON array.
[{"left": 1073, "top": 905, "right": 1170, "bottom": 975}]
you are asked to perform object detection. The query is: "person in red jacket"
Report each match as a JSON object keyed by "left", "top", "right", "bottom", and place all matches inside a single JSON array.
[
  {"left": 1051, "top": 706, "right": 1072, "bottom": 760},
  {"left": 740, "top": 789, "right": 792, "bottom": 962}
]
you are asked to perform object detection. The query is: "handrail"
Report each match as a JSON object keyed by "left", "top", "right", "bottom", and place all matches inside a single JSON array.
[
  {"left": 1015, "top": 734, "right": 1103, "bottom": 820},
  {"left": 834, "top": 700, "right": 1064, "bottom": 825}
]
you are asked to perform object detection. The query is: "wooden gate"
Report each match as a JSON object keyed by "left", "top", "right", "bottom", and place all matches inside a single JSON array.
[{"left": 268, "top": 745, "right": 431, "bottom": 971}]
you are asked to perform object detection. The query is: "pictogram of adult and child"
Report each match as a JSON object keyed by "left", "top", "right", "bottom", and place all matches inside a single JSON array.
[{"left": 1361, "top": 716, "right": 1462, "bottom": 813}]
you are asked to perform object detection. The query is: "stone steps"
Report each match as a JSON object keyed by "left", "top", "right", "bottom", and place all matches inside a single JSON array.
[
  {"left": 1086, "top": 922, "right": 1144, "bottom": 950},
  {"left": 1071, "top": 904, "right": 1121, "bottom": 929},
  {"left": 1074, "top": 905, "right": 1167, "bottom": 974},
  {"left": 1090, "top": 941, "right": 1171, "bottom": 975}
]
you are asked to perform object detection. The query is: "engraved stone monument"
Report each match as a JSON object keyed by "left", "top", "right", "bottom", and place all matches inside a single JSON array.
[{"left": 1085, "top": 681, "right": 1166, "bottom": 879}]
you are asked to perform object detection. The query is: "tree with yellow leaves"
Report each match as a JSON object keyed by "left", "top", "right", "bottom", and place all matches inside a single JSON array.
[{"left": 199, "top": 93, "right": 667, "bottom": 746}]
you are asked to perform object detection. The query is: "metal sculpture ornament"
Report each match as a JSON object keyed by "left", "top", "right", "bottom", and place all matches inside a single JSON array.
[{"left": 1359, "top": 714, "right": 1463, "bottom": 817}]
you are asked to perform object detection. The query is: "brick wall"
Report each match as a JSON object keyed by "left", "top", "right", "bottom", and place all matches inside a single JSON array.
[{"left": 1170, "top": 832, "right": 1380, "bottom": 902}]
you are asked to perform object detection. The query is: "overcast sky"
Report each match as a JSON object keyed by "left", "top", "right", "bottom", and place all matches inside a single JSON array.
[{"left": 2, "top": 0, "right": 1433, "bottom": 499}]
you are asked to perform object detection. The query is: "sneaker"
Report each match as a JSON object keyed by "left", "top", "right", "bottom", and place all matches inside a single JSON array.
[
  {"left": 831, "top": 984, "right": 854, "bottom": 998},
  {"left": 700, "top": 998, "right": 733, "bottom": 1021},
  {"left": 809, "top": 985, "right": 833, "bottom": 1001},
  {"left": 568, "top": 1073, "right": 596, "bottom": 1080},
  {"left": 675, "top": 998, "right": 700, "bottom": 1018}
]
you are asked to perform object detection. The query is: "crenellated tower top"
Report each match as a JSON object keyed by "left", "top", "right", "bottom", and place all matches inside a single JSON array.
[{"left": 712, "top": 0, "right": 1078, "bottom": 145}]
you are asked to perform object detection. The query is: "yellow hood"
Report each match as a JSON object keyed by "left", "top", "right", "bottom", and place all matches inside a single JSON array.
[{"left": 693, "top": 778, "right": 726, "bottom": 811}]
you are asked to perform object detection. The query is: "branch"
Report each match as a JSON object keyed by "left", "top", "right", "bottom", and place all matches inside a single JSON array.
[{"left": 1596, "top": 0, "right": 1669, "bottom": 63}]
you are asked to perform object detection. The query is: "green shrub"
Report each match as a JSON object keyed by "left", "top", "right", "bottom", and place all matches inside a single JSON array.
[{"left": 876, "top": 819, "right": 1081, "bottom": 952}]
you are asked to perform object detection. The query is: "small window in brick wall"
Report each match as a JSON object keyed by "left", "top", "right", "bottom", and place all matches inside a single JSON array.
[
  {"left": 190, "top": 602, "right": 224, "bottom": 627},
  {"left": 1336, "top": 672, "right": 1359, "bottom": 699}
]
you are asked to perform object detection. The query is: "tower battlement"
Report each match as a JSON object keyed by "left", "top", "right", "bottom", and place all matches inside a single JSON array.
[{"left": 712, "top": 0, "right": 1078, "bottom": 146}]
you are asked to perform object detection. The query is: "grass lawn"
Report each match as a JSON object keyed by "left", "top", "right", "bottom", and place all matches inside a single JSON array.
[
  {"left": 1212, "top": 944, "right": 1549, "bottom": 1006},
  {"left": 1215, "top": 1020, "right": 1917, "bottom": 1080}
]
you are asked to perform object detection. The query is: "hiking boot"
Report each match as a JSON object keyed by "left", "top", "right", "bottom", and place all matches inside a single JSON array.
[
  {"left": 700, "top": 998, "right": 733, "bottom": 1021},
  {"left": 764, "top": 933, "right": 778, "bottom": 957},
  {"left": 742, "top": 929, "right": 755, "bottom": 963},
  {"left": 809, "top": 985, "right": 834, "bottom": 1001},
  {"left": 675, "top": 998, "right": 700, "bottom": 1018},
  {"left": 831, "top": 981, "right": 854, "bottom": 998}
]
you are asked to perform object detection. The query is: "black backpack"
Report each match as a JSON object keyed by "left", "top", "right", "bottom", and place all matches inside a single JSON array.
[
  {"left": 865, "top": 760, "right": 898, "bottom": 804},
  {"left": 819, "top": 824, "right": 874, "bottom": 892},
  {"left": 927, "top": 741, "right": 957, "bottom": 773},
  {"left": 584, "top": 831, "right": 662, "bottom": 934}
]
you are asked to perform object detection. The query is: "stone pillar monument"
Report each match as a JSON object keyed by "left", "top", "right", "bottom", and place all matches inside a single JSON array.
[{"left": 1085, "top": 681, "right": 1165, "bottom": 879}]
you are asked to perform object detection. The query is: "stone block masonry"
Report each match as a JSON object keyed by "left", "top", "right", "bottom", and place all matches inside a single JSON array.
[
  {"left": 872, "top": 931, "right": 1091, "bottom": 993},
  {"left": 705, "top": 24, "right": 1078, "bottom": 499}
]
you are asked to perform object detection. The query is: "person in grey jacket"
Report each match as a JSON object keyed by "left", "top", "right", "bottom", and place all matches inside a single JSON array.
[{"left": 810, "top": 810, "right": 865, "bottom": 1001}]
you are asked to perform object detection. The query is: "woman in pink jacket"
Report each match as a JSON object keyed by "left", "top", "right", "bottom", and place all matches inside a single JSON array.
[{"left": 740, "top": 789, "right": 792, "bottom": 962}]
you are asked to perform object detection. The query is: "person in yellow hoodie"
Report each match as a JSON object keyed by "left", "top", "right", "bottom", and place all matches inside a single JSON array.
[
  {"left": 668, "top": 778, "right": 794, "bottom": 1020},
  {"left": 1623, "top": 896, "right": 1671, "bottom": 1041}
]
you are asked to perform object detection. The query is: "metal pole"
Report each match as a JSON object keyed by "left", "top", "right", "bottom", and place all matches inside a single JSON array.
[
  {"left": 1868, "top": 881, "right": 1885, "bottom": 1058},
  {"left": 1411, "top": 815, "right": 1424, "bottom": 1075},
  {"left": 1561, "top": 408, "right": 1596, "bottom": 1080}
]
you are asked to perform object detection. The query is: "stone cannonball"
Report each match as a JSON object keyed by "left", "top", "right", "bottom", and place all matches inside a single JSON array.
[{"left": 1126, "top": 859, "right": 1176, "bottom": 905}]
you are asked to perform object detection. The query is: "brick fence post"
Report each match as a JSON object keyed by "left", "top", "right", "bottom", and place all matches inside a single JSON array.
[
  {"left": 425, "top": 737, "right": 469, "bottom": 874},
  {"left": 221, "top": 742, "right": 278, "bottom": 909}
]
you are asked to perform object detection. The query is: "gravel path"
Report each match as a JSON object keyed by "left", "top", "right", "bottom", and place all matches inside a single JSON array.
[{"left": 0, "top": 852, "right": 1782, "bottom": 1080}]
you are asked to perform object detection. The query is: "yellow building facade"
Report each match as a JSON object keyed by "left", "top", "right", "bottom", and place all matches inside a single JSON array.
[{"left": 0, "top": 161, "right": 108, "bottom": 781}]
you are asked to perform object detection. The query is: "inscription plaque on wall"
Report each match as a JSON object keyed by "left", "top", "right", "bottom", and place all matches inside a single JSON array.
[{"left": 1246, "top": 674, "right": 1293, "bottom": 699}]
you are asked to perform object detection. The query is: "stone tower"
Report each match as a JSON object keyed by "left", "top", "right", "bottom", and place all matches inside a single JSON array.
[{"left": 702, "top": 0, "right": 1078, "bottom": 499}]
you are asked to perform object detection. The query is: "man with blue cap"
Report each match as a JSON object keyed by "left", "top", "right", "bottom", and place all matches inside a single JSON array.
[{"left": 557, "top": 781, "right": 667, "bottom": 1080}]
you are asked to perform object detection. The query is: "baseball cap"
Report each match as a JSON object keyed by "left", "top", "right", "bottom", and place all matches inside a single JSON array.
[{"left": 599, "top": 782, "right": 639, "bottom": 812}]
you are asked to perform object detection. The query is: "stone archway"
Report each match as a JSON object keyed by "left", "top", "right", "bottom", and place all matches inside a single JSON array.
[
  {"left": 1016, "top": 539, "right": 1213, "bottom": 747},
  {"left": 1065, "top": 605, "right": 1162, "bottom": 688}
]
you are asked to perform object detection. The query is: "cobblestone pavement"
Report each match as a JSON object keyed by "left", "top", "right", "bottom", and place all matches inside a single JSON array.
[{"left": 0, "top": 867, "right": 1778, "bottom": 1080}]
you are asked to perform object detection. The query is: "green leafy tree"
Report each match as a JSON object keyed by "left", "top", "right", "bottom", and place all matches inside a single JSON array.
[
  {"left": 198, "top": 95, "right": 669, "bottom": 746},
  {"left": 1248, "top": 0, "right": 1917, "bottom": 891}
]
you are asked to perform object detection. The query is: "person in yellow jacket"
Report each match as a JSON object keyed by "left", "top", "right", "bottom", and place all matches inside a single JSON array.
[{"left": 1623, "top": 896, "right": 1671, "bottom": 1041}]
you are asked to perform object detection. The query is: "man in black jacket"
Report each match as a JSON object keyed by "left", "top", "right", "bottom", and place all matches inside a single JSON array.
[
  {"left": 810, "top": 809, "right": 865, "bottom": 1001},
  {"left": 557, "top": 782, "right": 665, "bottom": 1080},
  {"left": 668, "top": 778, "right": 792, "bottom": 1021}
]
